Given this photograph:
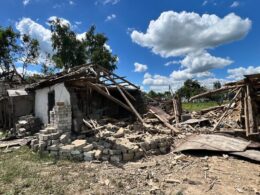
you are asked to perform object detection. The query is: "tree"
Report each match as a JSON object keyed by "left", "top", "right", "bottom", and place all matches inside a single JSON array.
[
  {"left": 177, "top": 79, "right": 206, "bottom": 100},
  {"left": 85, "top": 26, "right": 117, "bottom": 71},
  {"left": 49, "top": 18, "right": 117, "bottom": 71},
  {"left": 50, "top": 18, "right": 86, "bottom": 69},
  {"left": 0, "top": 26, "right": 39, "bottom": 81},
  {"left": 19, "top": 34, "right": 40, "bottom": 78},
  {"left": 0, "top": 26, "right": 20, "bottom": 80},
  {"left": 209, "top": 81, "right": 224, "bottom": 105}
]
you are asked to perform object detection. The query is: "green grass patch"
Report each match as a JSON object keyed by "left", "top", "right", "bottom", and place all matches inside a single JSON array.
[{"left": 182, "top": 101, "right": 218, "bottom": 112}]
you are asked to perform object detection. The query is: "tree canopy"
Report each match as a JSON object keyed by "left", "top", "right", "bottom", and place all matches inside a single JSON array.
[
  {"left": 49, "top": 19, "right": 117, "bottom": 71},
  {"left": 176, "top": 79, "right": 206, "bottom": 100},
  {"left": 0, "top": 26, "right": 39, "bottom": 81}
]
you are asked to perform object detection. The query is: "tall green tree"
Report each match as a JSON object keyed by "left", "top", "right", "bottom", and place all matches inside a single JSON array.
[
  {"left": 85, "top": 26, "right": 117, "bottom": 71},
  {"left": 49, "top": 18, "right": 86, "bottom": 69},
  {"left": 49, "top": 18, "right": 117, "bottom": 71},
  {"left": 177, "top": 79, "right": 206, "bottom": 100}
]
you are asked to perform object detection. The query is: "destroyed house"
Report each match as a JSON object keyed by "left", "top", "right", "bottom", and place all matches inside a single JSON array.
[
  {"left": 26, "top": 64, "right": 145, "bottom": 132},
  {"left": 190, "top": 73, "right": 260, "bottom": 136}
]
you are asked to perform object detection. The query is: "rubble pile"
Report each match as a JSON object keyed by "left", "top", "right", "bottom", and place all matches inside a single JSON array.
[
  {"left": 30, "top": 103, "right": 173, "bottom": 162},
  {"left": 15, "top": 115, "right": 42, "bottom": 138}
]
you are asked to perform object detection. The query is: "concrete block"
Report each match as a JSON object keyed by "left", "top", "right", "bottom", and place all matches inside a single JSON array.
[
  {"left": 60, "top": 133, "right": 70, "bottom": 144},
  {"left": 83, "top": 144, "right": 94, "bottom": 152},
  {"left": 84, "top": 151, "right": 95, "bottom": 161},
  {"left": 60, "top": 144, "right": 75, "bottom": 152},
  {"left": 72, "top": 139, "right": 87, "bottom": 149},
  {"left": 123, "top": 152, "right": 134, "bottom": 161},
  {"left": 109, "top": 149, "right": 121, "bottom": 155},
  {"left": 94, "top": 150, "right": 102, "bottom": 160},
  {"left": 71, "top": 150, "right": 81, "bottom": 155},
  {"left": 110, "top": 155, "right": 122, "bottom": 163}
]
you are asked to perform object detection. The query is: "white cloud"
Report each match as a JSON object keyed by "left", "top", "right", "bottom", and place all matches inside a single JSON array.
[
  {"left": 16, "top": 18, "right": 53, "bottom": 55},
  {"left": 134, "top": 62, "right": 148, "bottom": 72},
  {"left": 16, "top": 67, "right": 41, "bottom": 76},
  {"left": 179, "top": 50, "right": 232, "bottom": 74},
  {"left": 104, "top": 43, "right": 112, "bottom": 52},
  {"left": 23, "top": 0, "right": 30, "bottom": 6},
  {"left": 230, "top": 1, "right": 239, "bottom": 8},
  {"left": 105, "top": 14, "right": 116, "bottom": 21},
  {"left": 131, "top": 11, "right": 251, "bottom": 58},
  {"left": 69, "top": 0, "right": 75, "bottom": 5},
  {"left": 16, "top": 17, "right": 115, "bottom": 65},
  {"left": 202, "top": 0, "right": 208, "bottom": 6},
  {"left": 75, "top": 21, "right": 82, "bottom": 25},
  {"left": 103, "top": 0, "right": 120, "bottom": 5},
  {"left": 48, "top": 16, "right": 71, "bottom": 27},
  {"left": 227, "top": 66, "right": 260, "bottom": 80},
  {"left": 164, "top": 60, "right": 180, "bottom": 66}
]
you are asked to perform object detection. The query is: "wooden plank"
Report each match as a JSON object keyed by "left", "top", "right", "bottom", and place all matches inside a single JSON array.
[
  {"left": 189, "top": 85, "right": 244, "bottom": 101},
  {"left": 246, "top": 83, "right": 258, "bottom": 135},
  {"left": 85, "top": 81, "right": 133, "bottom": 113},
  {"left": 149, "top": 107, "right": 179, "bottom": 133},
  {"left": 244, "top": 90, "right": 250, "bottom": 136},
  {"left": 149, "top": 106, "right": 172, "bottom": 121},
  {"left": 174, "top": 134, "right": 250, "bottom": 152},
  {"left": 212, "top": 87, "right": 242, "bottom": 131},
  {"left": 116, "top": 85, "right": 144, "bottom": 123}
]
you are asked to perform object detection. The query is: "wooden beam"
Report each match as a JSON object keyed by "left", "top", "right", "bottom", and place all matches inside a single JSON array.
[
  {"left": 149, "top": 108, "right": 179, "bottom": 134},
  {"left": 189, "top": 85, "right": 244, "bottom": 101},
  {"left": 116, "top": 85, "right": 144, "bottom": 123},
  {"left": 212, "top": 87, "right": 242, "bottom": 131},
  {"left": 85, "top": 81, "right": 133, "bottom": 113}
]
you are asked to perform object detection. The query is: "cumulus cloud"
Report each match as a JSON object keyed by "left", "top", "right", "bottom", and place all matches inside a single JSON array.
[
  {"left": 131, "top": 11, "right": 251, "bottom": 57},
  {"left": 227, "top": 66, "right": 260, "bottom": 80},
  {"left": 105, "top": 14, "right": 116, "bottom": 21},
  {"left": 134, "top": 62, "right": 148, "bottom": 72},
  {"left": 131, "top": 11, "right": 251, "bottom": 90},
  {"left": 16, "top": 18, "right": 53, "bottom": 55},
  {"left": 230, "top": 1, "right": 239, "bottom": 8},
  {"left": 179, "top": 50, "right": 232, "bottom": 73}
]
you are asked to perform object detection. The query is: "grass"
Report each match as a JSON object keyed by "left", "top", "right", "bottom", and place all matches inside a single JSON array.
[{"left": 182, "top": 101, "right": 219, "bottom": 112}]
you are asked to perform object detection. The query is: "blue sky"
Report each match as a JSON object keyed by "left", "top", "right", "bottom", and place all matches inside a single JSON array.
[{"left": 1, "top": 0, "right": 260, "bottom": 91}]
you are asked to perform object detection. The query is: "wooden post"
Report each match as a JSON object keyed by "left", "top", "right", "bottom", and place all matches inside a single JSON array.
[
  {"left": 173, "top": 95, "right": 182, "bottom": 123},
  {"left": 246, "top": 83, "right": 258, "bottom": 135},
  {"left": 244, "top": 88, "right": 250, "bottom": 136}
]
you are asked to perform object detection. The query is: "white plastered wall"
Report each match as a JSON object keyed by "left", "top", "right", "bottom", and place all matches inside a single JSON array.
[{"left": 35, "top": 83, "right": 70, "bottom": 124}]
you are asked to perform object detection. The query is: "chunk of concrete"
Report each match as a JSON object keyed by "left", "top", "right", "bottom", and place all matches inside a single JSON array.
[
  {"left": 72, "top": 139, "right": 87, "bottom": 149},
  {"left": 113, "top": 128, "right": 125, "bottom": 138},
  {"left": 83, "top": 144, "right": 94, "bottom": 152}
]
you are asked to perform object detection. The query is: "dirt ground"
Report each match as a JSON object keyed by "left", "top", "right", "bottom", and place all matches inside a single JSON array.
[{"left": 0, "top": 147, "right": 259, "bottom": 195}]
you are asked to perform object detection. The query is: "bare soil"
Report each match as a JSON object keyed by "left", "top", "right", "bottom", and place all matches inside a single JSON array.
[{"left": 0, "top": 147, "right": 259, "bottom": 195}]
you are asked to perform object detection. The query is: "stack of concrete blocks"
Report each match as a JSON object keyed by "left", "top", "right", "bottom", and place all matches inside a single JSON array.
[
  {"left": 16, "top": 115, "right": 42, "bottom": 138},
  {"left": 31, "top": 103, "right": 72, "bottom": 155}
]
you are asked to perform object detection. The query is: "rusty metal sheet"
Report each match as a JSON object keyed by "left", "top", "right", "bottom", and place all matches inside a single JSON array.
[
  {"left": 174, "top": 134, "right": 250, "bottom": 152},
  {"left": 149, "top": 106, "right": 171, "bottom": 121},
  {"left": 231, "top": 150, "right": 260, "bottom": 162}
]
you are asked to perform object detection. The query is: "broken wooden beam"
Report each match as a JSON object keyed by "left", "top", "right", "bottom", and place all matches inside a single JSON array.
[
  {"left": 189, "top": 85, "right": 244, "bottom": 101},
  {"left": 85, "top": 81, "right": 133, "bottom": 114},
  {"left": 212, "top": 87, "right": 242, "bottom": 131}
]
